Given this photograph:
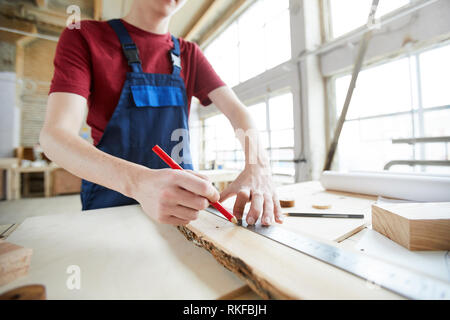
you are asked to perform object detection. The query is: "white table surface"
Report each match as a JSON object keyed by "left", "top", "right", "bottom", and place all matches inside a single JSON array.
[{"left": 0, "top": 204, "right": 245, "bottom": 299}]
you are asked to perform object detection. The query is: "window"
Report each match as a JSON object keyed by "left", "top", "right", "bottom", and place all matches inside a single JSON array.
[
  {"left": 333, "top": 43, "right": 450, "bottom": 174},
  {"left": 204, "top": 0, "right": 291, "bottom": 87},
  {"left": 202, "top": 91, "right": 295, "bottom": 183},
  {"left": 328, "top": 0, "right": 410, "bottom": 38}
]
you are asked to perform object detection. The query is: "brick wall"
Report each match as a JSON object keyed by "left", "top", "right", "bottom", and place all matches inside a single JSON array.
[{"left": 18, "top": 38, "right": 57, "bottom": 146}]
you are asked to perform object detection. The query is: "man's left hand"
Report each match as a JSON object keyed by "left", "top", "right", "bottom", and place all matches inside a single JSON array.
[{"left": 219, "top": 165, "right": 283, "bottom": 226}]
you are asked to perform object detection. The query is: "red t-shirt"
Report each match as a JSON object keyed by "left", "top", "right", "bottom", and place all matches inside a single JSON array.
[{"left": 50, "top": 19, "right": 225, "bottom": 145}]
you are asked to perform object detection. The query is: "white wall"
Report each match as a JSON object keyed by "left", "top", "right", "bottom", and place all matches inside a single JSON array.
[{"left": 0, "top": 72, "right": 20, "bottom": 157}]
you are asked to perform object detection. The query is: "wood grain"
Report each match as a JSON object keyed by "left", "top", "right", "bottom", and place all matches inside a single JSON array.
[
  {"left": 0, "top": 240, "right": 32, "bottom": 286},
  {"left": 0, "top": 284, "right": 46, "bottom": 300},
  {"left": 279, "top": 199, "right": 295, "bottom": 208},
  {"left": 179, "top": 182, "right": 400, "bottom": 299},
  {"left": 179, "top": 209, "right": 400, "bottom": 299},
  {"left": 372, "top": 203, "right": 450, "bottom": 251}
]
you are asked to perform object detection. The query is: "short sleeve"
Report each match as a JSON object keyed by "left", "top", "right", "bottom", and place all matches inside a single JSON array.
[
  {"left": 191, "top": 43, "right": 225, "bottom": 106},
  {"left": 49, "top": 27, "right": 92, "bottom": 99}
]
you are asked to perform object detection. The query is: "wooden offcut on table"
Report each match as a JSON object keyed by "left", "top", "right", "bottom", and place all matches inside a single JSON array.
[
  {"left": 372, "top": 202, "right": 450, "bottom": 251},
  {"left": 0, "top": 240, "right": 32, "bottom": 286}
]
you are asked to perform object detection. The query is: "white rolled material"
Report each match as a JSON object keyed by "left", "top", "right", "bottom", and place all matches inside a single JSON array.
[{"left": 320, "top": 171, "right": 450, "bottom": 202}]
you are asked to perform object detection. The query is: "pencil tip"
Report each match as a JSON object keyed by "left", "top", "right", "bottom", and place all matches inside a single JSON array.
[{"left": 231, "top": 217, "right": 238, "bottom": 224}]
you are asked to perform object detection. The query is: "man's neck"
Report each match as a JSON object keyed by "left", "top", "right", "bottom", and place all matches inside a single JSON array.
[{"left": 123, "top": 8, "right": 170, "bottom": 34}]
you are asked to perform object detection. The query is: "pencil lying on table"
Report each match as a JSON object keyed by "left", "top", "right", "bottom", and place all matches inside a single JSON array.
[
  {"left": 152, "top": 145, "right": 238, "bottom": 224},
  {"left": 286, "top": 212, "right": 364, "bottom": 219}
]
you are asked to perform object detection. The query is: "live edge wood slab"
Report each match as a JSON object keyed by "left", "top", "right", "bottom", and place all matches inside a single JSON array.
[{"left": 178, "top": 182, "right": 400, "bottom": 299}]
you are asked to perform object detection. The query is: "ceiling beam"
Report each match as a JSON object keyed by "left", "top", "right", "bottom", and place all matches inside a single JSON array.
[
  {"left": 34, "top": 0, "right": 47, "bottom": 8},
  {"left": 93, "top": 0, "right": 102, "bottom": 20},
  {"left": 183, "top": 0, "right": 221, "bottom": 41}
]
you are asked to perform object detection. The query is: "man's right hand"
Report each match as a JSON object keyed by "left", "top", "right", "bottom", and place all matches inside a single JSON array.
[{"left": 132, "top": 168, "right": 220, "bottom": 226}]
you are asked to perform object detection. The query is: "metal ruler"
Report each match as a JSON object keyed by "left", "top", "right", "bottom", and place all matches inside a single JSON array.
[{"left": 205, "top": 207, "right": 450, "bottom": 300}]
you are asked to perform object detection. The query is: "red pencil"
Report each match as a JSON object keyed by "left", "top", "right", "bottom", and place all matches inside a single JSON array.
[{"left": 152, "top": 145, "right": 238, "bottom": 224}]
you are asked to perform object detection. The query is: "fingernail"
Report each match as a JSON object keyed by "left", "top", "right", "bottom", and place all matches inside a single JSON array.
[
  {"left": 264, "top": 217, "right": 271, "bottom": 225},
  {"left": 247, "top": 217, "right": 255, "bottom": 225}
]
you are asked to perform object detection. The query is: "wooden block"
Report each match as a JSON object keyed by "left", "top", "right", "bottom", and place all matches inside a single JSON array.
[
  {"left": 0, "top": 240, "right": 32, "bottom": 286},
  {"left": 312, "top": 203, "right": 332, "bottom": 210},
  {"left": 372, "top": 203, "right": 450, "bottom": 251},
  {"left": 279, "top": 199, "right": 295, "bottom": 208}
]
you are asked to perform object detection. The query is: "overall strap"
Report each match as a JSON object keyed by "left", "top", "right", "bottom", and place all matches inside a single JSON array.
[
  {"left": 108, "top": 19, "right": 143, "bottom": 73},
  {"left": 170, "top": 35, "right": 181, "bottom": 76}
]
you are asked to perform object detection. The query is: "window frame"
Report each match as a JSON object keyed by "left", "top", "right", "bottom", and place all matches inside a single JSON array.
[
  {"left": 200, "top": 88, "right": 296, "bottom": 181},
  {"left": 328, "top": 40, "right": 450, "bottom": 171}
]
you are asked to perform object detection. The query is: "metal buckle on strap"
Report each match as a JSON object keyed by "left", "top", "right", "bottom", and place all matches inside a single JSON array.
[
  {"left": 171, "top": 52, "right": 181, "bottom": 69},
  {"left": 122, "top": 43, "right": 141, "bottom": 65}
]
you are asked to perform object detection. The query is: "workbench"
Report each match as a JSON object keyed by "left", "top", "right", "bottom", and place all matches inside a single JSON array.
[
  {"left": 0, "top": 158, "right": 19, "bottom": 201},
  {"left": 0, "top": 181, "right": 448, "bottom": 299},
  {"left": 12, "top": 163, "right": 59, "bottom": 199}
]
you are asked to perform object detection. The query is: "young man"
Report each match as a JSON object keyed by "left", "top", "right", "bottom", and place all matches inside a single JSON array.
[{"left": 40, "top": 0, "right": 283, "bottom": 226}]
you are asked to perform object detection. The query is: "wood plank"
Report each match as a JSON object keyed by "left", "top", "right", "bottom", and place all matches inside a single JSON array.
[
  {"left": 177, "top": 182, "right": 400, "bottom": 299},
  {"left": 179, "top": 209, "right": 401, "bottom": 299},
  {"left": 0, "top": 206, "right": 245, "bottom": 299},
  {"left": 372, "top": 203, "right": 450, "bottom": 251},
  {"left": 183, "top": 0, "right": 217, "bottom": 40},
  {"left": 0, "top": 240, "right": 32, "bottom": 286},
  {"left": 93, "top": 0, "right": 103, "bottom": 20},
  {"left": 220, "top": 181, "right": 371, "bottom": 242},
  {"left": 217, "top": 285, "right": 260, "bottom": 300}
]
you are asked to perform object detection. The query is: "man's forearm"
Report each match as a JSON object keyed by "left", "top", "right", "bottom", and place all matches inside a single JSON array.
[
  {"left": 40, "top": 127, "right": 144, "bottom": 199},
  {"left": 208, "top": 86, "right": 271, "bottom": 170},
  {"left": 228, "top": 106, "right": 271, "bottom": 170}
]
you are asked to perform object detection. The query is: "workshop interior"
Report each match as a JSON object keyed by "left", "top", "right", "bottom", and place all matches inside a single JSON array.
[{"left": 0, "top": 0, "right": 449, "bottom": 303}]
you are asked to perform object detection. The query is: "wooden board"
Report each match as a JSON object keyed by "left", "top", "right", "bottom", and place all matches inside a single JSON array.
[
  {"left": 0, "top": 205, "right": 245, "bottom": 299},
  {"left": 179, "top": 209, "right": 401, "bottom": 299},
  {"left": 179, "top": 182, "right": 400, "bottom": 299},
  {"left": 0, "top": 240, "right": 32, "bottom": 286},
  {"left": 221, "top": 181, "right": 372, "bottom": 242},
  {"left": 372, "top": 203, "right": 450, "bottom": 251}
]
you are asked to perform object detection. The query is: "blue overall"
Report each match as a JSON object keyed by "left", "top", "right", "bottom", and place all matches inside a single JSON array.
[{"left": 81, "top": 19, "right": 193, "bottom": 211}]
